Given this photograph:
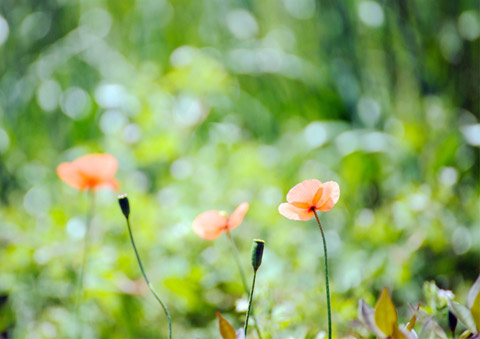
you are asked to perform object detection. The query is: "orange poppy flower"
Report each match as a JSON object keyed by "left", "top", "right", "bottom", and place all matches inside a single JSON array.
[
  {"left": 57, "top": 153, "right": 119, "bottom": 191},
  {"left": 193, "top": 202, "right": 249, "bottom": 240},
  {"left": 278, "top": 179, "right": 340, "bottom": 221}
]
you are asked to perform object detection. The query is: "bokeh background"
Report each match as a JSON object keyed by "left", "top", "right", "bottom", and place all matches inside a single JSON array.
[{"left": 0, "top": 0, "right": 479, "bottom": 337}]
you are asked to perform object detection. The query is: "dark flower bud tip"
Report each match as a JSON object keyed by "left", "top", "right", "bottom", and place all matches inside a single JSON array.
[
  {"left": 251, "top": 239, "right": 265, "bottom": 271},
  {"left": 118, "top": 194, "right": 130, "bottom": 219},
  {"left": 448, "top": 309, "right": 457, "bottom": 334}
]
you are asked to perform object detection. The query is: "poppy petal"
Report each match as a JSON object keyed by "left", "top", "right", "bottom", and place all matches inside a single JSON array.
[
  {"left": 73, "top": 153, "right": 118, "bottom": 184},
  {"left": 291, "top": 202, "right": 311, "bottom": 209},
  {"left": 315, "top": 181, "right": 340, "bottom": 209},
  {"left": 57, "top": 162, "right": 88, "bottom": 190},
  {"left": 227, "top": 202, "right": 249, "bottom": 230},
  {"left": 312, "top": 186, "right": 324, "bottom": 206},
  {"left": 278, "top": 203, "right": 314, "bottom": 221},
  {"left": 317, "top": 197, "right": 335, "bottom": 212},
  {"left": 192, "top": 210, "right": 228, "bottom": 240},
  {"left": 92, "top": 178, "right": 119, "bottom": 191},
  {"left": 286, "top": 179, "right": 322, "bottom": 206}
]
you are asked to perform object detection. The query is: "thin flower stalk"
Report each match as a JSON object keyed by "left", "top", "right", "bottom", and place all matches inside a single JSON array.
[
  {"left": 193, "top": 203, "right": 263, "bottom": 338},
  {"left": 226, "top": 230, "right": 263, "bottom": 339},
  {"left": 278, "top": 179, "right": 340, "bottom": 339},
  {"left": 126, "top": 217, "right": 172, "bottom": 339},
  {"left": 244, "top": 271, "right": 258, "bottom": 336},
  {"left": 313, "top": 210, "right": 332, "bottom": 339},
  {"left": 118, "top": 195, "right": 172, "bottom": 339},
  {"left": 244, "top": 239, "right": 264, "bottom": 336},
  {"left": 74, "top": 190, "right": 95, "bottom": 338},
  {"left": 57, "top": 153, "right": 119, "bottom": 337}
]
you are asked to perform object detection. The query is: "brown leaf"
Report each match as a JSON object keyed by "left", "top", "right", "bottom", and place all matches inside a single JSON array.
[
  {"left": 406, "top": 304, "right": 419, "bottom": 331},
  {"left": 391, "top": 326, "right": 407, "bottom": 339},
  {"left": 216, "top": 312, "right": 237, "bottom": 339}
]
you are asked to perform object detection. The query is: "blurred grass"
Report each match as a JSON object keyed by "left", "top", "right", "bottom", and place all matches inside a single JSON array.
[{"left": 0, "top": 0, "right": 479, "bottom": 337}]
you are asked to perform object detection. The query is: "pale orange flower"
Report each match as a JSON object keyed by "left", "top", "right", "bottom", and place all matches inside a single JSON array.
[
  {"left": 278, "top": 179, "right": 340, "bottom": 221},
  {"left": 57, "top": 153, "right": 119, "bottom": 191},
  {"left": 193, "top": 202, "right": 249, "bottom": 240}
]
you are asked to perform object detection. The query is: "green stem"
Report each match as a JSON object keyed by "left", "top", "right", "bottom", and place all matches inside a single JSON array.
[
  {"left": 225, "top": 229, "right": 263, "bottom": 339},
  {"left": 225, "top": 229, "right": 248, "bottom": 292},
  {"left": 244, "top": 270, "right": 257, "bottom": 336},
  {"left": 74, "top": 190, "right": 95, "bottom": 338},
  {"left": 313, "top": 210, "right": 332, "bottom": 339},
  {"left": 125, "top": 217, "right": 172, "bottom": 339}
]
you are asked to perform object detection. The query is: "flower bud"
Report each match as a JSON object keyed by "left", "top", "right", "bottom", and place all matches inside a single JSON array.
[
  {"left": 118, "top": 194, "right": 130, "bottom": 219},
  {"left": 448, "top": 309, "right": 457, "bottom": 334},
  {"left": 251, "top": 239, "right": 265, "bottom": 271}
]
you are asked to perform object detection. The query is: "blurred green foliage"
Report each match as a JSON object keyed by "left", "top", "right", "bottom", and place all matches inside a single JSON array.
[{"left": 0, "top": 0, "right": 479, "bottom": 337}]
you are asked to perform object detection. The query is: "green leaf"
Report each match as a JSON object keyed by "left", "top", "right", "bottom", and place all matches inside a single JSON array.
[
  {"left": 420, "top": 316, "right": 448, "bottom": 339},
  {"left": 303, "top": 326, "right": 320, "bottom": 339},
  {"left": 216, "top": 312, "right": 237, "bottom": 339},
  {"left": 458, "top": 331, "right": 480, "bottom": 339},
  {"left": 467, "top": 274, "right": 480, "bottom": 309},
  {"left": 449, "top": 301, "right": 477, "bottom": 334},
  {"left": 375, "top": 288, "right": 398, "bottom": 337},
  {"left": 471, "top": 292, "right": 480, "bottom": 333},
  {"left": 467, "top": 274, "right": 480, "bottom": 333},
  {"left": 459, "top": 330, "right": 472, "bottom": 339}
]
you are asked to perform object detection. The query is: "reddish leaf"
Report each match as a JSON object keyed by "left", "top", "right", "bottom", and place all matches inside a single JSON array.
[{"left": 216, "top": 312, "right": 237, "bottom": 339}]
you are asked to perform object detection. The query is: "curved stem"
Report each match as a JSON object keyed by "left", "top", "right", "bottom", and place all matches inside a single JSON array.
[
  {"left": 125, "top": 217, "right": 172, "bottom": 339},
  {"left": 244, "top": 271, "right": 257, "bottom": 336},
  {"left": 312, "top": 210, "right": 332, "bottom": 339},
  {"left": 74, "top": 190, "right": 95, "bottom": 338},
  {"left": 225, "top": 230, "right": 263, "bottom": 339},
  {"left": 225, "top": 229, "right": 248, "bottom": 292}
]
